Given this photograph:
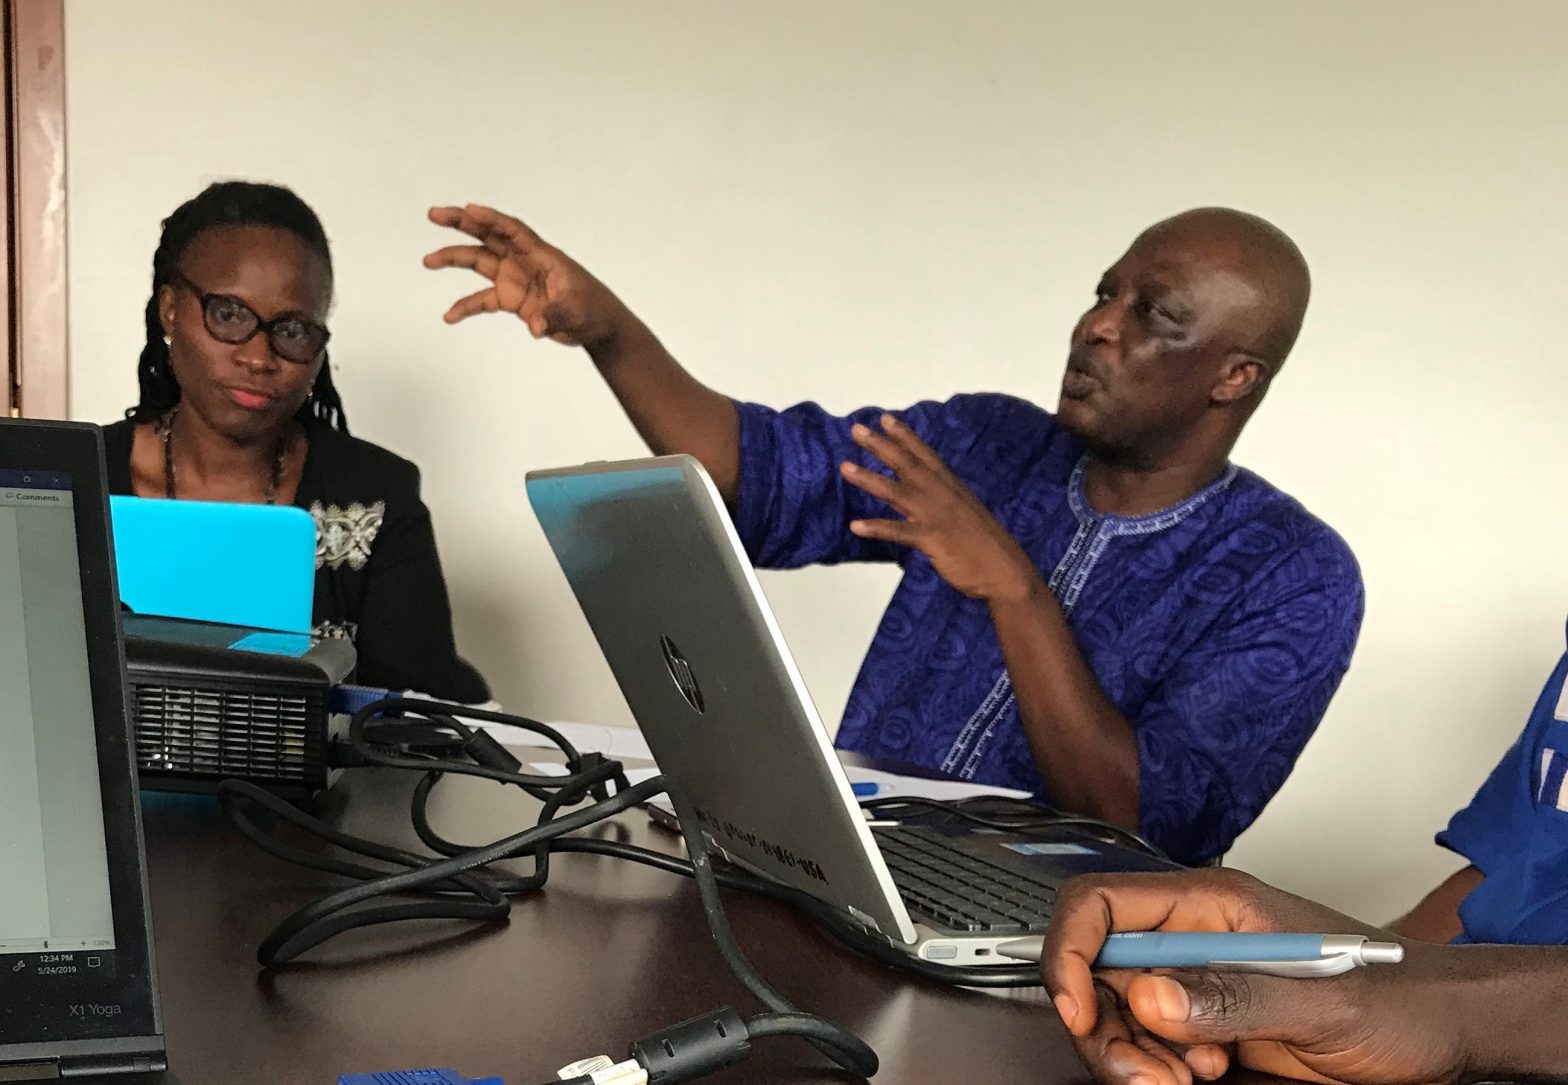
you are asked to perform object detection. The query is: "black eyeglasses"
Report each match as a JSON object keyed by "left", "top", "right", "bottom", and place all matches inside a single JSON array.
[{"left": 170, "top": 270, "right": 331, "bottom": 364}]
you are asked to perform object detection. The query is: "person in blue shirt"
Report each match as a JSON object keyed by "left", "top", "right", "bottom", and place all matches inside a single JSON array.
[
  {"left": 1038, "top": 636, "right": 1568, "bottom": 1085},
  {"left": 1388, "top": 627, "right": 1568, "bottom": 945},
  {"left": 423, "top": 202, "right": 1364, "bottom": 864}
]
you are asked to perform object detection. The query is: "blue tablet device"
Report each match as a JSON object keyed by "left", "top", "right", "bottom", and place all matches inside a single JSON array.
[{"left": 110, "top": 495, "right": 317, "bottom": 633}]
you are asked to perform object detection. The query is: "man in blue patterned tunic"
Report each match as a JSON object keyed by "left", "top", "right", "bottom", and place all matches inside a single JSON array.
[{"left": 426, "top": 204, "right": 1364, "bottom": 864}]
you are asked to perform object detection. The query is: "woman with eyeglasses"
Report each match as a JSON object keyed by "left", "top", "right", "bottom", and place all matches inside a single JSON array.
[{"left": 101, "top": 180, "right": 489, "bottom": 703}]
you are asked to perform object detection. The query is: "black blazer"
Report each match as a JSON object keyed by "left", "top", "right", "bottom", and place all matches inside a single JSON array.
[{"left": 103, "top": 418, "right": 489, "bottom": 703}]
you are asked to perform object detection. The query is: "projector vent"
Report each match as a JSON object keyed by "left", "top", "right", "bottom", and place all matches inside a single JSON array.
[{"left": 132, "top": 682, "right": 325, "bottom": 783}]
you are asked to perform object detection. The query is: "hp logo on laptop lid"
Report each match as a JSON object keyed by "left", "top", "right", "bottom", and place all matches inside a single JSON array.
[{"left": 660, "top": 634, "right": 705, "bottom": 714}]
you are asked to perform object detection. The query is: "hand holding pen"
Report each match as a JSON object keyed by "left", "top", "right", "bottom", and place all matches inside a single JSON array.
[{"left": 1038, "top": 869, "right": 1474, "bottom": 1085}]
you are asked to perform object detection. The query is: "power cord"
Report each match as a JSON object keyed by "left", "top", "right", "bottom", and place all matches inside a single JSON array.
[
  {"left": 220, "top": 695, "right": 879, "bottom": 1083},
  {"left": 232, "top": 694, "right": 1177, "bottom": 1079}
]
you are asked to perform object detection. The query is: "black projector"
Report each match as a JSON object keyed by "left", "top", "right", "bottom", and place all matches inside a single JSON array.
[{"left": 123, "top": 613, "right": 356, "bottom": 799}]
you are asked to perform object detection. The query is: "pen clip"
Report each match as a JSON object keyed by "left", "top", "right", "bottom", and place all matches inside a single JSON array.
[{"left": 1208, "top": 954, "right": 1360, "bottom": 978}]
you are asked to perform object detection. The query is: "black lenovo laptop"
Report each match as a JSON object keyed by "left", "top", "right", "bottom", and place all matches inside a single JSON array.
[{"left": 0, "top": 419, "right": 173, "bottom": 1081}]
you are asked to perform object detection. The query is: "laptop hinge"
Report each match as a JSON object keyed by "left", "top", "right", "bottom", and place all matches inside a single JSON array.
[{"left": 59, "top": 1055, "right": 166, "bottom": 1078}]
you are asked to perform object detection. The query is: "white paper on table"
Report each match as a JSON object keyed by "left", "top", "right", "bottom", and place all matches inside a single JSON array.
[
  {"left": 525, "top": 761, "right": 1028, "bottom": 805},
  {"left": 843, "top": 766, "right": 1030, "bottom": 802},
  {"left": 473, "top": 719, "right": 653, "bottom": 762}
]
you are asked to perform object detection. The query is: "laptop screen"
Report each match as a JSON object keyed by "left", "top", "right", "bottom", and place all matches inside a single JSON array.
[
  {"left": 0, "top": 428, "right": 162, "bottom": 1064},
  {"left": 0, "top": 471, "right": 117, "bottom": 968}
]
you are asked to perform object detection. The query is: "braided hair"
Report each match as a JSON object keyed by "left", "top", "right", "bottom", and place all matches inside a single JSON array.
[{"left": 129, "top": 180, "right": 348, "bottom": 432}]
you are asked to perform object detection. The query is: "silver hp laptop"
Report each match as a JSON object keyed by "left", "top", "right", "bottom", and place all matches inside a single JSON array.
[
  {"left": 526, "top": 454, "right": 1177, "bottom": 966},
  {"left": 0, "top": 420, "right": 174, "bottom": 1081}
]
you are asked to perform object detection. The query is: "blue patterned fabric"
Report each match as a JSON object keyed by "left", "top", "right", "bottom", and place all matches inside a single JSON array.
[
  {"left": 1438, "top": 633, "right": 1568, "bottom": 945},
  {"left": 733, "top": 393, "right": 1364, "bottom": 863}
]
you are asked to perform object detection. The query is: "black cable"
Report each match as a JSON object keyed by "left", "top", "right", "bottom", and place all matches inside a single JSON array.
[
  {"left": 380, "top": 696, "right": 583, "bottom": 760},
  {"left": 226, "top": 767, "right": 1050, "bottom": 983},
  {"left": 220, "top": 779, "right": 510, "bottom": 901},
  {"left": 244, "top": 773, "right": 663, "bottom": 966},
  {"left": 226, "top": 768, "right": 1052, "bottom": 984},
  {"left": 224, "top": 696, "right": 882, "bottom": 1079},
  {"left": 346, "top": 697, "right": 590, "bottom": 801},
  {"left": 664, "top": 787, "right": 879, "bottom": 1077},
  {"left": 348, "top": 699, "right": 629, "bottom": 808},
  {"left": 400, "top": 781, "right": 1087, "bottom": 988},
  {"left": 404, "top": 772, "right": 549, "bottom": 895},
  {"left": 224, "top": 695, "right": 637, "bottom": 963},
  {"left": 746, "top": 1011, "right": 866, "bottom": 1046},
  {"left": 407, "top": 786, "right": 1037, "bottom": 987},
  {"left": 222, "top": 693, "right": 1158, "bottom": 1085}
]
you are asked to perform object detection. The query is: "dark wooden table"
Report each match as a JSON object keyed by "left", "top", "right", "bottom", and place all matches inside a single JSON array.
[{"left": 140, "top": 769, "right": 1093, "bottom": 1084}]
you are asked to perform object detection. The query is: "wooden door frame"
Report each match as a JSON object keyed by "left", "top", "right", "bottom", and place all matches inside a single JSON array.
[{"left": 4, "top": 0, "right": 68, "bottom": 419}]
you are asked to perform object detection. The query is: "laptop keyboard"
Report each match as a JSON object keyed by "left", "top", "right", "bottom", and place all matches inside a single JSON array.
[{"left": 875, "top": 827, "right": 1057, "bottom": 933}]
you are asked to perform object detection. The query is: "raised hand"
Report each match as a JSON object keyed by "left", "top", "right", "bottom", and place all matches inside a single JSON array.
[
  {"left": 423, "top": 204, "right": 634, "bottom": 351},
  {"left": 841, "top": 413, "right": 1043, "bottom": 604}
]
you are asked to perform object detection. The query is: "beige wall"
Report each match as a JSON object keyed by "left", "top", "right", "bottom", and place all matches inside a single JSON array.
[{"left": 64, "top": 0, "right": 1568, "bottom": 921}]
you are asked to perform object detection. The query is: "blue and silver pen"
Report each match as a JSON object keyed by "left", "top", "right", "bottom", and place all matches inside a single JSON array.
[{"left": 995, "top": 931, "right": 1404, "bottom": 978}]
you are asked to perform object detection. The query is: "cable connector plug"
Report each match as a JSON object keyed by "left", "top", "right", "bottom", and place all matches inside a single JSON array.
[
  {"left": 628, "top": 1007, "right": 750, "bottom": 1084},
  {"left": 338, "top": 1069, "right": 503, "bottom": 1085},
  {"left": 552, "top": 1008, "right": 750, "bottom": 1085},
  {"left": 556, "top": 1055, "right": 648, "bottom": 1085},
  {"left": 564, "top": 750, "right": 617, "bottom": 800},
  {"left": 463, "top": 727, "right": 523, "bottom": 774},
  {"left": 331, "top": 683, "right": 402, "bottom": 716}
]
